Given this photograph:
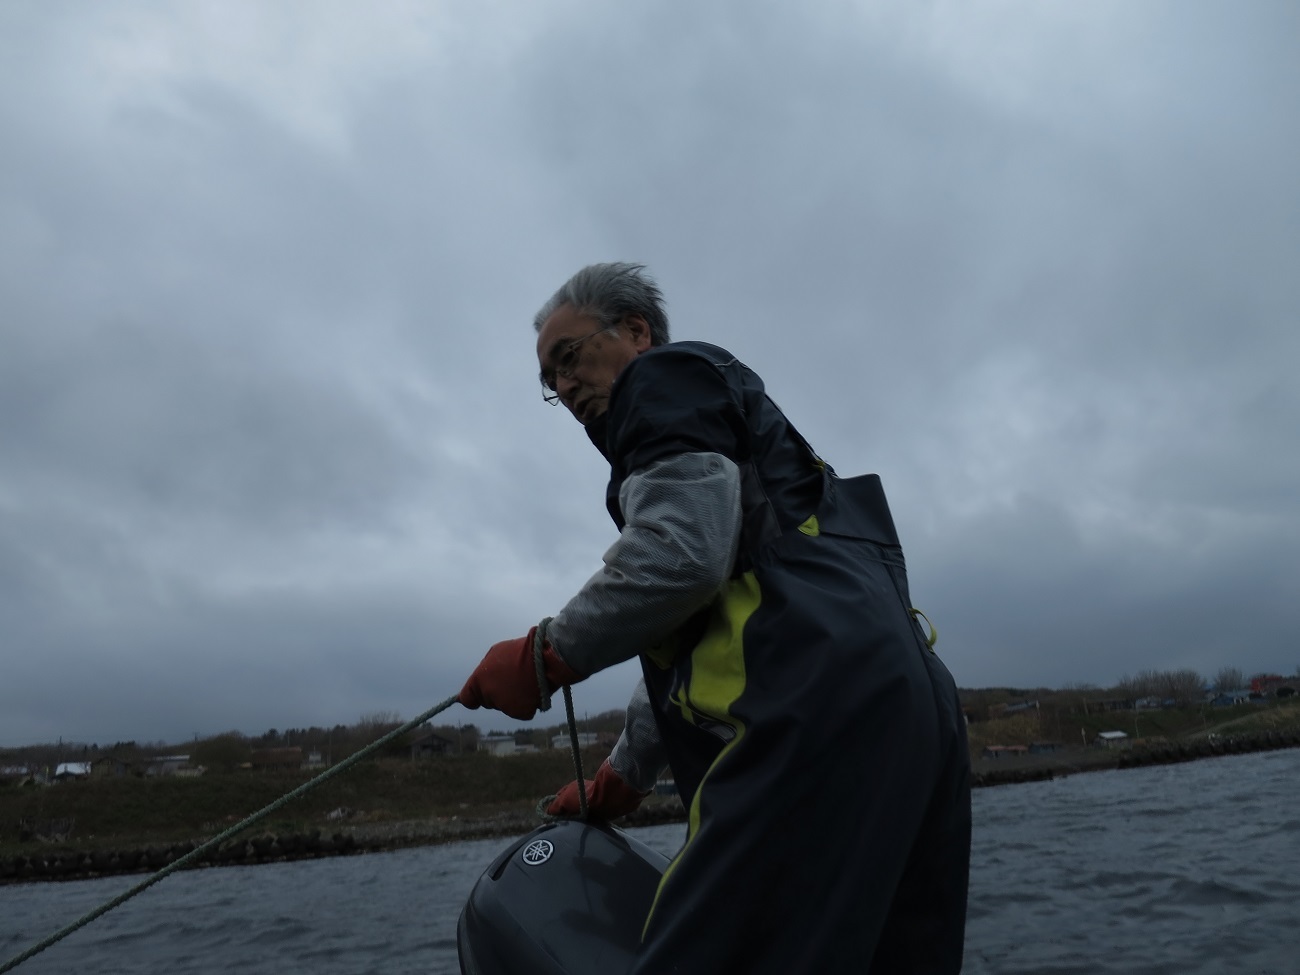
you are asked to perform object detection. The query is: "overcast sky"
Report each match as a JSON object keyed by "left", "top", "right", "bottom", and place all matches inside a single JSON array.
[{"left": 2, "top": 2, "right": 1297, "bottom": 747}]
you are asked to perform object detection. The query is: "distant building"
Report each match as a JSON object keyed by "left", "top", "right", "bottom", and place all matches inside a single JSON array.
[
  {"left": 145, "top": 755, "right": 192, "bottom": 776},
  {"left": 1250, "top": 674, "right": 1287, "bottom": 694},
  {"left": 409, "top": 730, "right": 457, "bottom": 759},
  {"left": 92, "top": 755, "right": 134, "bottom": 778},
  {"left": 54, "top": 762, "right": 92, "bottom": 780},
  {"left": 1029, "top": 741, "right": 1063, "bottom": 754},
  {"left": 0, "top": 765, "right": 32, "bottom": 784},
  {"left": 551, "top": 732, "right": 599, "bottom": 750},
  {"left": 1094, "top": 730, "right": 1129, "bottom": 748},
  {"left": 479, "top": 735, "right": 517, "bottom": 756},
  {"left": 1249, "top": 675, "right": 1298, "bottom": 698},
  {"left": 1211, "top": 690, "right": 1253, "bottom": 707}
]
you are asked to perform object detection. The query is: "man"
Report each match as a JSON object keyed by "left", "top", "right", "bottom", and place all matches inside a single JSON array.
[{"left": 459, "top": 263, "right": 970, "bottom": 973}]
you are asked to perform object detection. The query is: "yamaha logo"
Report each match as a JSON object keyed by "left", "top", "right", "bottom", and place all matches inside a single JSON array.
[{"left": 521, "top": 839, "right": 554, "bottom": 865}]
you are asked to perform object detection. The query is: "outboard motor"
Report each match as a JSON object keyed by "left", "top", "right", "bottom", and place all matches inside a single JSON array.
[{"left": 457, "top": 819, "right": 670, "bottom": 974}]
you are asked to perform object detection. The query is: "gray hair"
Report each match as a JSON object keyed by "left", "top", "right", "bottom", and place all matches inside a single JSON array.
[{"left": 533, "top": 262, "right": 670, "bottom": 346}]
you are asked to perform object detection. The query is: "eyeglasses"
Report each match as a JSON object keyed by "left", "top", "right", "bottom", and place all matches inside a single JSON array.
[{"left": 540, "top": 325, "right": 616, "bottom": 404}]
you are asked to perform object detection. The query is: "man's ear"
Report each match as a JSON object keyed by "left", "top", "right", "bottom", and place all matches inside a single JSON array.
[{"left": 625, "top": 314, "right": 653, "bottom": 352}]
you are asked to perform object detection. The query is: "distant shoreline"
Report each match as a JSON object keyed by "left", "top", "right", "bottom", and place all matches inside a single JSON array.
[
  {"left": 3, "top": 730, "right": 1297, "bottom": 887},
  {"left": 970, "top": 727, "right": 1300, "bottom": 787}
]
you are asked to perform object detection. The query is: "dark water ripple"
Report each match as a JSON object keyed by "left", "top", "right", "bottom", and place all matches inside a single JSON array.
[
  {"left": 3, "top": 748, "right": 1298, "bottom": 973},
  {"left": 964, "top": 748, "right": 1300, "bottom": 974}
]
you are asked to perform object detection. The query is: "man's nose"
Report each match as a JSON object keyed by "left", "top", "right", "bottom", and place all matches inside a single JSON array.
[{"left": 556, "top": 372, "right": 581, "bottom": 406}]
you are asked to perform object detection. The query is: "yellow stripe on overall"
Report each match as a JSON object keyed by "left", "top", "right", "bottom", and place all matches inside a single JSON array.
[{"left": 643, "top": 570, "right": 762, "bottom": 937}]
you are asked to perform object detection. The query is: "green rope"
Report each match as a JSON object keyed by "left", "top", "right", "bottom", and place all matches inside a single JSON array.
[
  {"left": 532, "top": 618, "right": 588, "bottom": 822},
  {"left": 535, "top": 685, "right": 590, "bottom": 822},
  {"left": 0, "top": 695, "right": 459, "bottom": 975},
  {"left": 561, "top": 685, "right": 589, "bottom": 821}
]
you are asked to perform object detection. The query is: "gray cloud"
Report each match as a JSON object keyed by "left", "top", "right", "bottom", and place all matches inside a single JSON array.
[{"left": 1, "top": 2, "right": 1296, "bottom": 744}]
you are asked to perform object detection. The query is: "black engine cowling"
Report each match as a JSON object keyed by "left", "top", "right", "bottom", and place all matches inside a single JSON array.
[{"left": 457, "top": 820, "right": 670, "bottom": 975}]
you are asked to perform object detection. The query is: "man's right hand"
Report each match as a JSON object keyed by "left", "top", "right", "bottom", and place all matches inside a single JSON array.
[{"left": 458, "top": 627, "right": 583, "bottom": 720}]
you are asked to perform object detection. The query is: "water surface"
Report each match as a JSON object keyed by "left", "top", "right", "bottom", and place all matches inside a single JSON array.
[{"left": 3, "top": 748, "right": 1297, "bottom": 973}]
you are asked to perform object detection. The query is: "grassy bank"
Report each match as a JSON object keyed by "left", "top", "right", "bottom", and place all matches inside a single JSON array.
[
  {"left": 0, "top": 748, "right": 607, "bottom": 859},
  {"left": 966, "top": 697, "right": 1300, "bottom": 752},
  {"left": 5, "top": 699, "right": 1300, "bottom": 867}
]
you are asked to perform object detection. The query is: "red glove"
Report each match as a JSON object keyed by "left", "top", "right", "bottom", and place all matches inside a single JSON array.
[
  {"left": 547, "top": 759, "right": 650, "bottom": 821},
  {"left": 458, "top": 626, "right": 584, "bottom": 720}
]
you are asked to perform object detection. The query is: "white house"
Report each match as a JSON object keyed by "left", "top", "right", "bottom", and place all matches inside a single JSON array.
[
  {"left": 479, "top": 734, "right": 517, "bottom": 756},
  {"left": 1094, "top": 730, "right": 1129, "bottom": 748},
  {"left": 145, "top": 755, "right": 191, "bottom": 776},
  {"left": 551, "top": 732, "right": 599, "bottom": 750},
  {"left": 53, "top": 762, "right": 92, "bottom": 780}
]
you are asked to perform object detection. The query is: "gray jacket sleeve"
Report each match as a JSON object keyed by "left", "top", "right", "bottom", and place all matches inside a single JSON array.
[
  {"left": 546, "top": 450, "right": 743, "bottom": 677},
  {"left": 607, "top": 678, "right": 669, "bottom": 792}
]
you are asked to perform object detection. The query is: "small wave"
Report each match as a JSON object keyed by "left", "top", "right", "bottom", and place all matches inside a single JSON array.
[
  {"left": 244, "top": 918, "right": 314, "bottom": 946},
  {"left": 1123, "top": 803, "right": 1196, "bottom": 819},
  {"left": 1167, "top": 875, "right": 1274, "bottom": 907},
  {"left": 1073, "top": 869, "right": 1176, "bottom": 891},
  {"left": 981, "top": 890, "right": 1046, "bottom": 907}
]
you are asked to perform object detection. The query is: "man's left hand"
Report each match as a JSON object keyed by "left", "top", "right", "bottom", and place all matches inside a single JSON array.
[
  {"left": 458, "top": 627, "right": 584, "bottom": 720},
  {"left": 547, "top": 759, "right": 650, "bottom": 820}
]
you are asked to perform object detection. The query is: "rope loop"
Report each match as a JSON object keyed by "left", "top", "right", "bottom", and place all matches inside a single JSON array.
[
  {"left": 536, "top": 794, "right": 560, "bottom": 820},
  {"left": 910, "top": 607, "right": 938, "bottom": 651},
  {"left": 530, "top": 617, "right": 588, "bottom": 822}
]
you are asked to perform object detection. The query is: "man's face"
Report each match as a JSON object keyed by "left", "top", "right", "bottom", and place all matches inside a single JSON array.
[{"left": 536, "top": 304, "right": 651, "bottom": 426}]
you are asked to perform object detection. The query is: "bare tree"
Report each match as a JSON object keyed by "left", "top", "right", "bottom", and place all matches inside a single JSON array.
[
  {"left": 1114, "top": 674, "right": 1145, "bottom": 699},
  {"left": 1159, "top": 669, "right": 1205, "bottom": 707},
  {"left": 358, "top": 710, "right": 403, "bottom": 728},
  {"left": 1116, "top": 670, "right": 1164, "bottom": 699},
  {"left": 1215, "top": 666, "right": 1245, "bottom": 692},
  {"left": 356, "top": 711, "right": 404, "bottom": 742}
]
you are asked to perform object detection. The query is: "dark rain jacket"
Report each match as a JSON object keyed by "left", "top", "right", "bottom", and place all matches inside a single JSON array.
[{"left": 581, "top": 341, "right": 971, "bottom": 974}]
